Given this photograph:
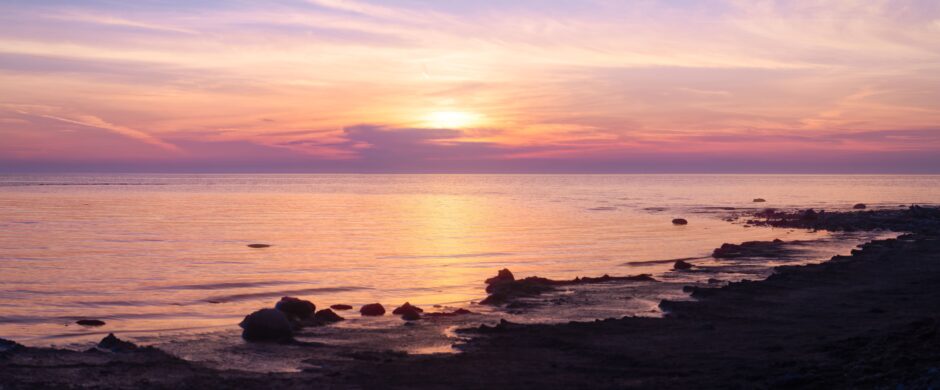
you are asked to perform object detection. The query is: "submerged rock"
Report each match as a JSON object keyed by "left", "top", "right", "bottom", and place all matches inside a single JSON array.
[
  {"left": 753, "top": 198, "right": 767, "bottom": 202},
  {"left": 97, "top": 333, "right": 138, "bottom": 352},
  {"left": 853, "top": 203, "right": 867, "bottom": 210},
  {"left": 76, "top": 319, "right": 106, "bottom": 327},
  {"left": 712, "top": 240, "right": 788, "bottom": 259},
  {"left": 313, "top": 309, "right": 344, "bottom": 323},
  {"left": 360, "top": 303, "right": 386, "bottom": 316},
  {"left": 275, "top": 296, "right": 316, "bottom": 319},
  {"left": 239, "top": 309, "right": 293, "bottom": 342},
  {"left": 330, "top": 304, "right": 353, "bottom": 311},
  {"left": 673, "top": 260, "right": 694, "bottom": 270},
  {"left": 672, "top": 218, "right": 689, "bottom": 225},
  {"left": 247, "top": 244, "right": 271, "bottom": 248},
  {"left": 392, "top": 302, "right": 424, "bottom": 315},
  {"left": 424, "top": 308, "right": 474, "bottom": 318}
]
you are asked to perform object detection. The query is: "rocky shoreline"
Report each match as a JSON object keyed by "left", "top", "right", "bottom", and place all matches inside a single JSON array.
[{"left": 2, "top": 207, "right": 940, "bottom": 389}]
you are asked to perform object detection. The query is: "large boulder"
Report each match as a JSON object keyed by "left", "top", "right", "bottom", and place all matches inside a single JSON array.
[
  {"left": 393, "top": 302, "right": 424, "bottom": 321},
  {"left": 239, "top": 309, "right": 293, "bottom": 342},
  {"left": 275, "top": 296, "right": 316, "bottom": 319},
  {"left": 360, "top": 303, "right": 386, "bottom": 316}
]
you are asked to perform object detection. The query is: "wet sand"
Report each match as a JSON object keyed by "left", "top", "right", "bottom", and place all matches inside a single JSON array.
[{"left": 2, "top": 207, "right": 940, "bottom": 389}]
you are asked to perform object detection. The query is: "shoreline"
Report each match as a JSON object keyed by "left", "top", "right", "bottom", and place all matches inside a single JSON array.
[{"left": 3, "top": 207, "right": 940, "bottom": 388}]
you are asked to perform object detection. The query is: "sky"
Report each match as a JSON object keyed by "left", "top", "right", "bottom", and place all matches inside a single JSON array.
[{"left": 1, "top": 0, "right": 939, "bottom": 173}]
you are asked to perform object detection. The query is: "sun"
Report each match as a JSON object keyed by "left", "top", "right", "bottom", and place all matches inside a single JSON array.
[{"left": 422, "top": 111, "right": 480, "bottom": 129}]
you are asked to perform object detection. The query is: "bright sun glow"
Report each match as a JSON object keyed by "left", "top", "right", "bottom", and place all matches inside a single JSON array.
[{"left": 423, "top": 111, "right": 480, "bottom": 129}]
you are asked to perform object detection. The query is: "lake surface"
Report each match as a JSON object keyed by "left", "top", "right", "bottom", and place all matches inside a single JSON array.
[{"left": 1, "top": 174, "right": 937, "bottom": 356}]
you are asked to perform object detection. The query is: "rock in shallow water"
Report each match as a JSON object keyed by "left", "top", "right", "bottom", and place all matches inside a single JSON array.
[
  {"left": 247, "top": 244, "right": 271, "bottom": 248},
  {"left": 330, "top": 304, "right": 353, "bottom": 311},
  {"left": 97, "top": 333, "right": 138, "bottom": 352},
  {"left": 313, "top": 308, "right": 344, "bottom": 323},
  {"left": 673, "top": 260, "right": 694, "bottom": 270},
  {"left": 239, "top": 308, "right": 293, "bottom": 342},
  {"left": 753, "top": 198, "right": 767, "bottom": 202},
  {"left": 853, "top": 203, "right": 867, "bottom": 209},
  {"left": 76, "top": 319, "right": 106, "bottom": 327},
  {"left": 672, "top": 218, "right": 689, "bottom": 225},
  {"left": 360, "top": 303, "right": 386, "bottom": 316},
  {"left": 275, "top": 296, "right": 316, "bottom": 319}
]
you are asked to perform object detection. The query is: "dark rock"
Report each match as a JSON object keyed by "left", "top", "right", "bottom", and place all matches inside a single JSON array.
[
  {"left": 360, "top": 303, "right": 386, "bottom": 316},
  {"left": 76, "top": 319, "right": 106, "bottom": 327},
  {"left": 673, "top": 260, "right": 693, "bottom": 270},
  {"left": 247, "top": 244, "right": 271, "bottom": 248},
  {"left": 712, "top": 240, "right": 789, "bottom": 259},
  {"left": 485, "top": 269, "right": 515, "bottom": 285},
  {"left": 330, "top": 304, "right": 353, "bottom": 311},
  {"left": 392, "top": 302, "right": 424, "bottom": 315},
  {"left": 0, "top": 338, "right": 22, "bottom": 353},
  {"left": 239, "top": 308, "right": 293, "bottom": 342},
  {"left": 97, "top": 333, "right": 138, "bottom": 352},
  {"left": 853, "top": 203, "right": 867, "bottom": 209},
  {"left": 400, "top": 310, "right": 421, "bottom": 321},
  {"left": 313, "top": 309, "right": 344, "bottom": 323},
  {"left": 275, "top": 296, "right": 316, "bottom": 319},
  {"left": 753, "top": 198, "right": 766, "bottom": 202},
  {"left": 672, "top": 218, "right": 689, "bottom": 225}
]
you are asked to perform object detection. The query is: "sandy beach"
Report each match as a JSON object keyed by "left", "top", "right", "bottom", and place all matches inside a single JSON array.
[{"left": 3, "top": 207, "right": 939, "bottom": 389}]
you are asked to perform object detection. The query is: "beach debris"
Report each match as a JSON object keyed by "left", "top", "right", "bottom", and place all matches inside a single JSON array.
[
  {"left": 239, "top": 309, "right": 293, "bottom": 342},
  {"left": 247, "top": 244, "right": 271, "bottom": 248},
  {"left": 673, "top": 260, "right": 694, "bottom": 270},
  {"left": 312, "top": 309, "right": 344, "bottom": 324},
  {"left": 853, "top": 203, "right": 867, "bottom": 209},
  {"left": 330, "top": 304, "right": 353, "bottom": 311},
  {"left": 76, "top": 319, "right": 106, "bottom": 327},
  {"left": 753, "top": 198, "right": 767, "bottom": 202},
  {"left": 672, "top": 218, "right": 689, "bottom": 225},
  {"left": 275, "top": 296, "right": 316, "bottom": 319},
  {"left": 481, "top": 269, "right": 657, "bottom": 306},
  {"left": 360, "top": 303, "right": 386, "bottom": 316},
  {"left": 97, "top": 333, "right": 138, "bottom": 352}
]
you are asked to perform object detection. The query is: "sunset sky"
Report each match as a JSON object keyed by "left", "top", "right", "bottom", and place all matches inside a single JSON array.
[{"left": 1, "top": 0, "right": 939, "bottom": 172}]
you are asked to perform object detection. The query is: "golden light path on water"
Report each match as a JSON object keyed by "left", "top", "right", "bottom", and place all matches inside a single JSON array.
[{"left": 0, "top": 174, "right": 938, "bottom": 354}]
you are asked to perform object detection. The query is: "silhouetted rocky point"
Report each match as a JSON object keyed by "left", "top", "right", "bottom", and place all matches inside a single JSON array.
[
  {"left": 275, "top": 296, "right": 316, "bottom": 319},
  {"left": 76, "top": 319, "right": 105, "bottom": 327},
  {"left": 247, "top": 244, "right": 271, "bottom": 248},
  {"left": 673, "top": 260, "right": 694, "bottom": 270},
  {"left": 239, "top": 308, "right": 293, "bottom": 342},
  {"left": 360, "top": 303, "right": 386, "bottom": 316},
  {"left": 481, "top": 269, "right": 657, "bottom": 306},
  {"left": 97, "top": 333, "right": 138, "bottom": 352},
  {"left": 672, "top": 218, "right": 688, "bottom": 225},
  {"left": 330, "top": 304, "right": 353, "bottom": 311},
  {"left": 747, "top": 205, "right": 940, "bottom": 233}
]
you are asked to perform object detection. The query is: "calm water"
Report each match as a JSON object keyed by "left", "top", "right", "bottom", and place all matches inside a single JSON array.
[{"left": 1, "top": 174, "right": 937, "bottom": 355}]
